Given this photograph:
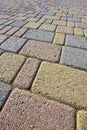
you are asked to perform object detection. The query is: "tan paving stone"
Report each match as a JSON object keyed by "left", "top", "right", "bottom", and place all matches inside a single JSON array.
[
  {"left": 20, "top": 40, "right": 61, "bottom": 62},
  {"left": 6, "top": 27, "right": 20, "bottom": 35},
  {"left": 81, "top": 18, "right": 87, "bottom": 24},
  {"left": 0, "top": 26, "right": 12, "bottom": 34},
  {"left": 56, "top": 26, "right": 73, "bottom": 34},
  {"left": 53, "top": 33, "right": 65, "bottom": 45},
  {"left": 32, "top": 62, "right": 87, "bottom": 109},
  {"left": 42, "top": 15, "right": 60, "bottom": 20},
  {"left": 84, "top": 29, "right": 87, "bottom": 38},
  {"left": 74, "top": 28, "right": 83, "bottom": 36},
  {"left": 52, "top": 20, "right": 66, "bottom": 26},
  {"left": 24, "top": 22, "right": 41, "bottom": 29},
  {"left": 14, "top": 27, "right": 27, "bottom": 37},
  {"left": 77, "top": 110, "right": 87, "bottom": 130},
  {"left": 39, "top": 24, "right": 56, "bottom": 32},
  {"left": 14, "top": 58, "right": 40, "bottom": 89},
  {"left": 67, "top": 21, "right": 75, "bottom": 27},
  {"left": 0, "top": 52, "right": 26, "bottom": 83},
  {"left": 0, "top": 88, "right": 75, "bottom": 130}
]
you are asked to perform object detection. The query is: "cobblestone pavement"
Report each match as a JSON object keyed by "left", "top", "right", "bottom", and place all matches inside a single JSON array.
[{"left": 0, "top": 0, "right": 87, "bottom": 129}]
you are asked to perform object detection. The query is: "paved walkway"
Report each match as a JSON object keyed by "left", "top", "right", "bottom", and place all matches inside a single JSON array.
[{"left": 0, "top": 0, "right": 87, "bottom": 129}]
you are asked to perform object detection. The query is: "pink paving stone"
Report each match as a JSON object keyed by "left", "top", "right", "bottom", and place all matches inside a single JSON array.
[
  {"left": 19, "top": 40, "right": 61, "bottom": 62},
  {"left": 26, "top": 17, "right": 39, "bottom": 22},
  {"left": 13, "top": 58, "right": 40, "bottom": 89},
  {"left": 6, "top": 27, "right": 20, "bottom": 35},
  {"left": 0, "top": 88, "right": 76, "bottom": 130},
  {"left": 0, "top": 14, "right": 9, "bottom": 18},
  {"left": 56, "top": 26, "right": 73, "bottom": 34},
  {"left": 0, "top": 34, "right": 8, "bottom": 45},
  {"left": 14, "top": 27, "right": 28, "bottom": 37}
]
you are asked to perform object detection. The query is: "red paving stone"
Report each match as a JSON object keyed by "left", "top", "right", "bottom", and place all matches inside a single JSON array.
[{"left": 0, "top": 89, "right": 76, "bottom": 130}]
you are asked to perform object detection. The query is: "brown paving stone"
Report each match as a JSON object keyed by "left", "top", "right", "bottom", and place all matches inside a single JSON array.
[
  {"left": 0, "top": 88, "right": 76, "bottom": 130},
  {"left": 20, "top": 40, "right": 61, "bottom": 62},
  {"left": 56, "top": 26, "right": 73, "bottom": 34},
  {"left": 14, "top": 58, "right": 40, "bottom": 89},
  {"left": 0, "top": 34, "right": 8, "bottom": 45}
]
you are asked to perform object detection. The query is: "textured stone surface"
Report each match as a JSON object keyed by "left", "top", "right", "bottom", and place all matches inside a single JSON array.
[
  {"left": 32, "top": 62, "right": 87, "bottom": 109},
  {"left": 68, "top": 17, "right": 80, "bottom": 22},
  {"left": 25, "top": 22, "right": 41, "bottom": 29},
  {"left": 0, "top": 88, "right": 75, "bottom": 130},
  {"left": 67, "top": 21, "right": 75, "bottom": 27},
  {"left": 0, "top": 26, "right": 12, "bottom": 34},
  {"left": 6, "top": 27, "right": 20, "bottom": 35},
  {"left": 0, "top": 82, "right": 11, "bottom": 110},
  {"left": 52, "top": 20, "right": 66, "bottom": 26},
  {"left": 11, "top": 20, "right": 27, "bottom": 27},
  {"left": 39, "top": 24, "right": 56, "bottom": 32},
  {"left": 14, "top": 58, "right": 40, "bottom": 89},
  {"left": 0, "top": 36, "right": 27, "bottom": 52},
  {"left": 0, "top": 19, "right": 7, "bottom": 25},
  {"left": 14, "top": 27, "right": 27, "bottom": 37},
  {"left": 60, "top": 46, "right": 87, "bottom": 70},
  {"left": 53, "top": 33, "right": 65, "bottom": 45},
  {"left": 20, "top": 40, "right": 61, "bottom": 62},
  {"left": 56, "top": 26, "right": 73, "bottom": 34},
  {"left": 65, "top": 35, "right": 87, "bottom": 49},
  {"left": 75, "top": 22, "right": 87, "bottom": 29},
  {"left": 77, "top": 110, "right": 87, "bottom": 130},
  {"left": 74, "top": 28, "right": 83, "bottom": 36},
  {"left": 0, "top": 52, "right": 25, "bottom": 83},
  {"left": 84, "top": 29, "right": 87, "bottom": 38},
  {"left": 0, "top": 34, "right": 8, "bottom": 45},
  {"left": 23, "top": 29, "right": 54, "bottom": 42}
]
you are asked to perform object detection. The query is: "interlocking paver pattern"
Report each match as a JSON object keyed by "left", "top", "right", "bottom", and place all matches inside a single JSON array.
[{"left": 0, "top": 0, "right": 87, "bottom": 129}]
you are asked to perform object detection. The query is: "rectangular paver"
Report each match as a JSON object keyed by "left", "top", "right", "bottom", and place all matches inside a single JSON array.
[{"left": 56, "top": 26, "right": 73, "bottom": 34}]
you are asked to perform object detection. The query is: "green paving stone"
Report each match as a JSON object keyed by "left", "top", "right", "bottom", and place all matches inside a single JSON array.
[
  {"left": 0, "top": 52, "right": 26, "bottom": 83},
  {"left": 32, "top": 62, "right": 87, "bottom": 109}
]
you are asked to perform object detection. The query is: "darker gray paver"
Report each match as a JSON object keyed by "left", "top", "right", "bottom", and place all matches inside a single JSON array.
[
  {"left": 60, "top": 46, "right": 87, "bottom": 70},
  {"left": 39, "top": 12, "right": 55, "bottom": 16},
  {"left": 45, "top": 19, "right": 53, "bottom": 24},
  {"left": 0, "top": 36, "right": 27, "bottom": 52},
  {"left": 0, "top": 25, "right": 5, "bottom": 30},
  {"left": 68, "top": 18, "right": 80, "bottom": 22},
  {"left": 0, "top": 19, "right": 7, "bottom": 25},
  {"left": 75, "top": 22, "right": 87, "bottom": 29},
  {"left": 0, "top": 82, "right": 11, "bottom": 110},
  {"left": 23, "top": 29, "right": 54, "bottom": 42},
  {"left": 11, "top": 20, "right": 27, "bottom": 27},
  {"left": 65, "top": 35, "right": 87, "bottom": 50}
]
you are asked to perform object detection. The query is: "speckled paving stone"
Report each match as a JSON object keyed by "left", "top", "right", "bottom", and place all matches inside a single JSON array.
[
  {"left": 53, "top": 33, "right": 65, "bottom": 45},
  {"left": 84, "top": 29, "right": 87, "bottom": 38},
  {"left": 67, "top": 22, "right": 75, "bottom": 27},
  {"left": 0, "top": 82, "right": 11, "bottom": 110},
  {"left": 0, "top": 19, "right": 7, "bottom": 25},
  {"left": 32, "top": 62, "right": 87, "bottom": 109},
  {"left": 24, "top": 22, "right": 41, "bottom": 29},
  {"left": 6, "top": 27, "right": 20, "bottom": 35},
  {"left": 52, "top": 20, "right": 67, "bottom": 26},
  {"left": 23, "top": 29, "right": 54, "bottom": 42},
  {"left": 75, "top": 22, "right": 87, "bottom": 29},
  {"left": 20, "top": 40, "right": 61, "bottom": 62},
  {"left": 56, "top": 26, "right": 73, "bottom": 34},
  {"left": 39, "top": 24, "right": 56, "bottom": 32},
  {"left": 14, "top": 58, "right": 40, "bottom": 89},
  {"left": 0, "top": 36, "right": 27, "bottom": 52},
  {"left": 0, "top": 25, "right": 5, "bottom": 30},
  {"left": 14, "top": 27, "right": 27, "bottom": 37},
  {"left": 74, "top": 28, "right": 83, "bottom": 36},
  {"left": 0, "top": 52, "right": 25, "bottom": 83},
  {"left": 11, "top": 20, "right": 27, "bottom": 27},
  {"left": 77, "top": 110, "right": 87, "bottom": 130},
  {"left": 45, "top": 19, "right": 53, "bottom": 24},
  {"left": 68, "top": 17, "right": 80, "bottom": 22},
  {"left": 60, "top": 46, "right": 87, "bottom": 70},
  {"left": 0, "top": 26, "right": 12, "bottom": 34},
  {"left": 0, "top": 88, "right": 75, "bottom": 130},
  {"left": 65, "top": 35, "right": 87, "bottom": 49},
  {"left": 0, "top": 34, "right": 8, "bottom": 45}
]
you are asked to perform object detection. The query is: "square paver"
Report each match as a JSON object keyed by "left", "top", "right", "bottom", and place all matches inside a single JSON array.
[
  {"left": 23, "top": 29, "right": 54, "bottom": 42},
  {"left": 60, "top": 46, "right": 87, "bottom": 70},
  {"left": 0, "top": 36, "right": 27, "bottom": 52},
  {"left": 11, "top": 20, "right": 27, "bottom": 27}
]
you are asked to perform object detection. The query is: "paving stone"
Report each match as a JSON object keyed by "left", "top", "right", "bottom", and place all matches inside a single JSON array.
[
  {"left": 75, "top": 22, "right": 87, "bottom": 29},
  {"left": 61, "top": 16, "right": 67, "bottom": 21},
  {"left": 0, "top": 82, "right": 11, "bottom": 110},
  {"left": 42, "top": 15, "right": 60, "bottom": 20},
  {"left": 0, "top": 34, "right": 8, "bottom": 45},
  {"left": 0, "top": 52, "right": 25, "bottom": 83},
  {"left": 39, "top": 12, "right": 55, "bottom": 16},
  {"left": 14, "top": 58, "right": 40, "bottom": 89},
  {"left": 23, "top": 29, "right": 54, "bottom": 42},
  {"left": 77, "top": 110, "right": 87, "bottom": 130},
  {"left": 39, "top": 24, "right": 56, "bottom": 32},
  {"left": 67, "top": 22, "right": 75, "bottom": 27},
  {"left": 24, "top": 22, "right": 41, "bottom": 29},
  {"left": 4, "top": 20, "right": 15, "bottom": 25},
  {"left": 45, "top": 19, "right": 53, "bottom": 24},
  {"left": 84, "top": 29, "right": 87, "bottom": 38},
  {"left": 65, "top": 35, "right": 87, "bottom": 50},
  {"left": 0, "top": 26, "right": 12, "bottom": 34},
  {"left": 14, "top": 27, "right": 27, "bottom": 37},
  {"left": 0, "top": 25, "right": 5, "bottom": 30},
  {"left": 0, "top": 19, "right": 7, "bottom": 25},
  {"left": 56, "top": 26, "right": 73, "bottom": 34},
  {"left": 0, "top": 88, "right": 75, "bottom": 130},
  {"left": 0, "top": 36, "right": 27, "bottom": 52},
  {"left": 68, "top": 17, "right": 80, "bottom": 22},
  {"left": 11, "top": 20, "right": 27, "bottom": 27},
  {"left": 74, "top": 28, "right": 83, "bottom": 36},
  {"left": 60, "top": 46, "right": 87, "bottom": 70},
  {"left": 32, "top": 62, "right": 87, "bottom": 109},
  {"left": 52, "top": 20, "right": 67, "bottom": 26},
  {"left": 53, "top": 33, "right": 65, "bottom": 45},
  {"left": 6, "top": 27, "right": 20, "bottom": 35},
  {"left": 20, "top": 40, "right": 61, "bottom": 62},
  {"left": 81, "top": 18, "right": 87, "bottom": 24}
]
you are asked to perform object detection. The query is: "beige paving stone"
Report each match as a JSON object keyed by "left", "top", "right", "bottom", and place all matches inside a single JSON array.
[
  {"left": 81, "top": 18, "right": 87, "bottom": 24},
  {"left": 67, "top": 21, "right": 75, "bottom": 27},
  {"left": 52, "top": 20, "right": 66, "bottom": 26},
  {"left": 77, "top": 110, "right": 87, "bottom": 130},
  {"left": 84, "top": 29, "right": 87, "bottom": 38},
  {"left": 24, "top": 22, "right": 41, "bottom": 29},
  {"left": 53, "top": 33, "right": 65, "bottom": 45},
  {"left": 0, "top": 52, "right": 26, "bottom": 83},
  {"left": 74, "top": 28, "right": 83, "bottom": 36},
  {"left": 32, "top": 62, "right": 87, "bottom": 109},
  {"left": 0, "top": 26, "right": 12, "bottom": 34},
  {"left": 39, "top": 24, "right": 56, "bottom": 32},
  {"left": 42, "top": 15, "right": 60, "bottom": 20}
]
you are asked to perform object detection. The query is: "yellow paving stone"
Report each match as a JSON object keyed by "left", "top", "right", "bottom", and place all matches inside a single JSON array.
[
  {"left": 84, "top": 29, "right": 87, "bottom": 38},
  {"left": 39, "top": 24, "right": 56, "bottom": 32},
  {"left": 67, "top": 21, "right": 75, "bottom": 27},
  {"left": 68, "top": 11, "right": 78, "bottom": 15},
  {"left": 32, "top": 62, "right": 87, "bottom": 109},
  {"left": 53, "top": 33, "right": 65, "bottom": 45},
  {"left": 52, "top": 20, "right": 66, "bottom": 26},
  {"left": 0, "top": 26, "right": 12, "bottom": 34},
  {"left": 42, "top": 15, "right": 60, "bottom": 20},
  {"left": 0, "top": 52, "right": 26, "bottom": 83},
  {"left": 37, "top": 18, "right": 46, "bottom": 24},
  {"left": 55, "top": 13, "right": 66, "bottom": 17},
  {"left": 16, "top": 17, "right": 26, "bottom": 20},
  {"left": 24, "top": 22, "right": 41, "bottom": 29},
  {"left": 81, "top": 18, "right": 87, "bottom": 24},
  {"left": 77, "top": 110, "right": 87, "bottom": 130},
  {"left": 74, "top": 28, "right": 83, "bottom": 36}
]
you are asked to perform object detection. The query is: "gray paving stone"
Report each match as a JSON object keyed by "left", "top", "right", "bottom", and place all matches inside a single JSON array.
[
  {"left": 65, "top": 35, "right": 87, "bottom": 50},
  {"left": 0, "top": 25, "right": 5, "bottom": 30},
  {"left": 23, "top": 29, "right": 54, "bottom": 42},
  {"left": 0, "top": 36, "right": 27, "bottom": 52},
  {"left": 0, "top": 19, "right": 7, "bottom": 25},
  {"left": 11, "top": 20, "right": 27, "bottom": 27},
  {"left": 0, "top": 82, "right": 11, "bottom": 109},
  {"left": 75, "top": 22, "right": 87, "bottom": 29},
  {"left": 40, "top": 12, "right": 55, "bottom": 16},
  {"left": 61, "top": 17, "right": 67, "bottom": 21},
  {"left": 60, "top": 46, "right": 87, "bottom": 70},
  {"left": 68, "top": 18, "right": 80, "bottom": 22},
  {"left": 45, "top": 19, "right": 53, "bottom": 24}
]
